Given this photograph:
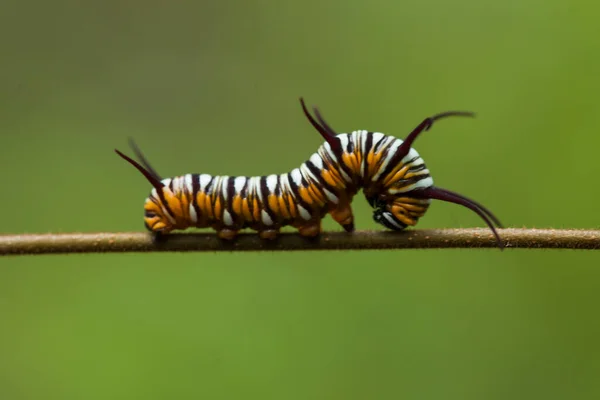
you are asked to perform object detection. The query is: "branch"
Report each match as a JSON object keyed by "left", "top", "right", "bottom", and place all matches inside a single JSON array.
[{"left": 1, "top": 228, "right": 599, "bottom": 256}]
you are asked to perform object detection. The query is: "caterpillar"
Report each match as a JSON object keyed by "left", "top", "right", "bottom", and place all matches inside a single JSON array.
[{"left": 115, "top": 97, "right": 504, "bottom": 248}]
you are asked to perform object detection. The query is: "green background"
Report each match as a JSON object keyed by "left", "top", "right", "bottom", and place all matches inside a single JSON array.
[{"left": 2, "top": 0, "right": 599, "bottom": 398}]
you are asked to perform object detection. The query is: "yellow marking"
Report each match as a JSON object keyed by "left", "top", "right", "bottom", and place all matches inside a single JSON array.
[
  {"left": 307, "top": 184, "right": 325, "bottom": 206},
  {"left": 214, "top": 197, "right": 222, "bottom": 221},
  {"left": 252, "top": 197, "right": 260, "bottom": 221},
  {"left": 145, "top": 216, "right": 160, "bottom": 226},
  {"left": 391, "top": 206, "right": 417, "bottom": 226},
  {"left": 278, "top": 195, "right": 290, "bottom": 219},
  {"left": 232, "top": 195, "right": 243, "bottom": 216},
  {"left": 298, "top": 187, "right": 314, "bottom": 205},
  {"left": 382, "top": 164, "right": 408, "bottom": 186},
  {"left": 287, "top": 194, "right": 297, "bottom": 218},
  {"left": 366, "top": 150, "right": 384, "bottom": 177},
  {"left": 268, "top": 194, "right": 280, "bottom": 214},
  {"left": 144, "top": 202, "right": 160, "bottom": 213},
  {"left": 204, "top": 194, "right": 214, "bottom": 219},
  {"left": 395, "top": 197, "right": 427, "bottom": 205},
  {"left": 196, "top": 192, "right": 205, "bottom": 222},
  {"left": 346, "top": 152, "right": 361, "bottom": 176},
  {"left": 152, "top": 222, "right": 166, "bottom": 231},
  {"left": 398, "top": 203, "right": 428, "bottom": 212},
  {"left": 328, "top": 165, "right": 345, "bottom": 185},
  {"left": 242, "top": 198, "right": 252, "bottom": 222},
  {"left": 355, "top": 151, "right": 363, "bottom": 174},
  {"left": 321, "top": 170, "right": 339, "bottom": 188},
  {"left": 163, "top": 190, "right": 184, "bottom": 220},
  {"left": 341, "top": 153, "right": 355, "bottom": 173},
  {"left": 180, "top": 191, "right": 190, "bottom": 221}
]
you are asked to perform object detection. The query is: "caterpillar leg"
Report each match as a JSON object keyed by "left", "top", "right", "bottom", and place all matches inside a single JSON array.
[
  {"left": 217, "top": 228, "right": 239, "bottom": 240},
  {"left": 297, "top": 221, "right": 322, "bottom": 237},
  {"left": 259, "top": 229, "right": 280, "bottom": 240},
  {"left": 329, "top": 201, "right": 355, "bottom": 232}
]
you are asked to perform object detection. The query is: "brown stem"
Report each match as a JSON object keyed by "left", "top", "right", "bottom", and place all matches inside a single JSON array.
[{"left": 1, "top": 229, "right": 599, "bottom": 256}]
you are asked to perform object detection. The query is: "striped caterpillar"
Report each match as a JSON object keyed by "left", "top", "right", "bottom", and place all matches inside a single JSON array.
[{"left": 115, "top": 98, "right": 503, "bottom": 248}]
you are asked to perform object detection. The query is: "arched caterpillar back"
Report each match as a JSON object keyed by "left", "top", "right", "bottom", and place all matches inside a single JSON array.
[{"left": 115, "top": 98, "right": 504, "bottom": 248}]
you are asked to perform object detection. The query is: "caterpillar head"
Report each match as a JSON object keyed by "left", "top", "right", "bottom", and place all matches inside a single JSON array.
[
  {"left": 366, "top": 186, "right": 503, "bottom": 248},
  {"left": 360, "top": 107, "right": 504, "bottom": 249},
  {"left": 115, "top": 141, "right": 184, "bottom": 234}
]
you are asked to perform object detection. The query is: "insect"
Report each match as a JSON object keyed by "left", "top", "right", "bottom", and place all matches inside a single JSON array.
[{"left": 115, "top": 98, "right": 504, "bottom": 248}]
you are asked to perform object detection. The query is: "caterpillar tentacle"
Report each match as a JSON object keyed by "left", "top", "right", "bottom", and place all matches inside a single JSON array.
[{"left": 115, "top": 98, "right": 504, "bottom": 249}]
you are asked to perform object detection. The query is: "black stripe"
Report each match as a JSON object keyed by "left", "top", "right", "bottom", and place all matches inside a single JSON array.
[
  {"left": 259, "top": 176, "right": 277, "bottom": 222},
  {"left": 362, "top": 132, "right": 374, "bottom": 178},
  {"left": 154, "top": 179, "right": 174, "bottom": 220},
  {"left": 372, "top": 134, "right": 387, "bottom": 152},
  {"left": 305, "top": 160, "right": 337, "bottom": 195},
  {"left": 204, "top": 176, "right": 216, "bottom": 221},
  {"left": 346, "top": 133, "right": 355, "bottom": 153},
  {"left": 287, "top": 171, "right": 311, "bottom": 211},
  {"left": 144, "top": 210, "right": 156, "bottom": 218},
  {"left": 395, "top": 173, "right": 432, "bottom": 188},
  {"left": 204, "top": 176, "right": 215, "bottom": 195},
  {"left": 407, "top": 163, "right": 427, "bottom": 173},
  {"left": 246, "top": 178, "right": 255, "bottom": 223},
  {"left": 305, "top": 160, "right": 336, "bottom": 193},
  {"left": 191, "top": 174, "right": 201, "bottom": 223},
  {"left": 321, "top": 138, "right": 354, "bottom": 182},
  {"left": 274, "top": 175, "right": 281, "bottom": 197},
  {"left": 380, "top": 152, "right": 421, "bottom": 183},
  {"left": 226, "top": 177, "right": 236, "bottom": 225}
]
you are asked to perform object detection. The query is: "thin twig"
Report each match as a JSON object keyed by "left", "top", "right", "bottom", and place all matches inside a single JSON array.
[{"left": 1, "top": 228, "right": 599, "bottom": 256}]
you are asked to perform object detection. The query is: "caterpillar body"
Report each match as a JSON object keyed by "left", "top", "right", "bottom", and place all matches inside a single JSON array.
[{"left": 115, "top": 98, "right": 504, "bottom": 248}]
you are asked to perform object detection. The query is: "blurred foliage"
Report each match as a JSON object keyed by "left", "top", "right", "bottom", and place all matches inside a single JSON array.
[{"left": 1, "top": 0, "right": 600, "bottom": 399}]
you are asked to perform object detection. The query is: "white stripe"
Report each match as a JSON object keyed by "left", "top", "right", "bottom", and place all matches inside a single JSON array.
[
  {"left": 266, "top": 174, "right": 278, "bottom": 193},
  {"left": 280, "top": 174, "right": 294, "bottom": 199},
  {"left": 401, "top": 148, "right": 421, "bottom": 164},
  {"left": 298, "top": 205, "right": 311, "bottom": 220},
  {"left": 339, "top": 134, "right": 349, "bottom": 152},
  {"left": 189, "top": 203, "right": 197, "bottom": 223},
  {"left": 388, "top": 176, "right": 434, "bottom": 194},
  {"left": 184, "top": 175, "right": 193, "bottom": 194},
  {"left": 290, "top": 168, "right": 303, "bottom": 186},
  {"left": 300, "top": 163, "right": 318, "bottom": 184},
  {"left": 234, "top": 176, "right": 246, "bottom": 193},
  {"left": 323, "top": 142, "right": 338, "bottom": 163},
  {"left": 250, "top": 177, "right": 263, "bottom": 202},
  {"left": 338, "top": 165, "right": 352, "bottom": 183},
  {"left": 199, "top": 174, "right": 211, "bottom": 191},
  {"left": 383, "top": 212, "right": 404, "bottom": 229},
  {"left": 323, "top": 188, "right": 339, "bottom": 204},
  {"left": 161, "top": 178, "right": 172, "bottom": 188},
  {"left": 261, "top": 209, "right": 273, "bottom": 225},
  {"left": 221, "top": 176, "right": 230, "bottom": 201},
  {"left": 371, "top": 132, "right": 385, "bottom": 147},
  {"left": 223, "top": 209, "right": 233, "bottom": 226},
  {"left": 309, "top": 153, "right": 323, "bottom": 169}
]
